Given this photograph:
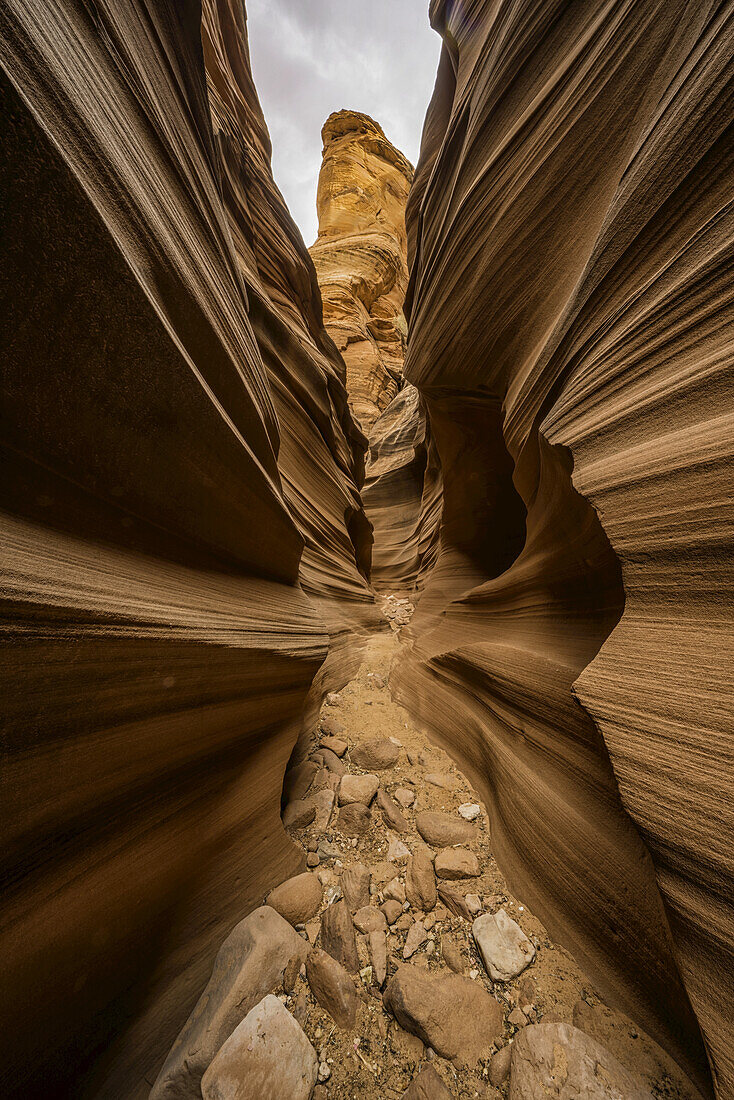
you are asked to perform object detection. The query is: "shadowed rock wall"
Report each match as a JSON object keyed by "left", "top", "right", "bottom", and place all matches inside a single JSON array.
[
  {"left": 0, "top": 1, "right": 372, "bottom": 1095},
  {"left": 384, "top": 0, "right": 733, "bottom": 1096}
]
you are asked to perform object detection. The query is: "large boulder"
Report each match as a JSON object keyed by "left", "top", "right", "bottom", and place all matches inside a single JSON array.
[
  {"left": 473, "top": 908, "right": 536, "bottom": 981},
  {"left": 150, "top": 907, "right": 308, "bottom": 1098},
  {"left": 383, "top": 963, "right": 502, "bottom": 1066},
  {"left": 200, "top": 995, "right": 317, "bottom": 1100},
  {"left": 266, "top": 872, "right": 322, "bottom": 926},
  {"left": 509, "top": 1023, "right": 653, "bottom": 1099}
]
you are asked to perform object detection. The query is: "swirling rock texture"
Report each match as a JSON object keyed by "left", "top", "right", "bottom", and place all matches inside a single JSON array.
[
  {"left": 387, "top": 1, "right": 734, "bottom": 1098},
  {"left": 309, "top": 110, "right": 413, "bottom": 430},
  {"left": 0, "top": 1, "right": 372, "bottom": 1096}
]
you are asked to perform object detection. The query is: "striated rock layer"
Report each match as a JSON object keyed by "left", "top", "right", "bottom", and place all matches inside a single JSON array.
[
  {"left": 0, "top": 1, "right": 372, "bottom": 1096},
  {"left": 386, "top": 1, "right": 733, "bottom": 1098},
  {"left": 309, "top": 110, "right": 413, "bottom": 429}
]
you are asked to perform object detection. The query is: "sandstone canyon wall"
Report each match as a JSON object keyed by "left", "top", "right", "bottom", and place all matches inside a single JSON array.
[
  {"left": 0, "top": 1, "right": 372, "bottom": 1095},
  {"left": 382, "top": 1, "right": 733, "bottom": 1097}
]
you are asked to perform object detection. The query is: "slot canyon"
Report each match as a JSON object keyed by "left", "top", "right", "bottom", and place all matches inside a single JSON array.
[{"left": 1, "top": 2, "right": 732, "bottom": 1099}]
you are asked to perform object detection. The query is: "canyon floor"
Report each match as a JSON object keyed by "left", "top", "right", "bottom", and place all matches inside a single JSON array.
[{"left": 268, "top": 595, "right": 703, "bottom": 1100}]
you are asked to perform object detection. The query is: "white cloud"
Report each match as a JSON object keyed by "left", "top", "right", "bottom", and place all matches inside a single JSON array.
[{"left": 246, "top": 0, "right": 441, "bottom": 244}]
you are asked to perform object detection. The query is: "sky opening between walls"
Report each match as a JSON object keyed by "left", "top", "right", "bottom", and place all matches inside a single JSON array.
[{"left": 246, "top": 0, "right": 441, "bottom": 244}]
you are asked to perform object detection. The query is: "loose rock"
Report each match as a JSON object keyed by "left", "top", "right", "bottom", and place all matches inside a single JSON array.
[
  {"left": 384, "top": 877, "right": 406, "bottom": 904},
  {"left": 321, "top": 735, "right": 347, "bottom": 757},
  {"left": 200, "top": 995, "right": 317, "bottom": 1100},
  {"left": 402, "top": 1063, "right": 454, "bottom": 1099},
  {"left": 306, "top": 948, "right": 358, "bottom": 1029},
  {"left": 434, "top": 847, "right": 480, "bottom": 880},
  {"left": 338, "top": 773, "right": 379, "bottom": 806},
  {"left": 320, "top": 898, "right": 360, "bottom": 973},
  {"left": 406, "top": 847, "right": 437, "bottom": 912},
  {"left": 369, "top": 929, "right": 387, "bottom": 986},
  {"left": 425, "top": 772, "right": 458, "bottom": 790},
  {"left": 353, "top": 905, "right": 387, "bottom": 934},
  {"left": 394, "top": 788, "right": 415, "bottom": 808},
  {"left": 489, "top": 1044, "right": 512, "bottom": 1086},
  {"left": 282, "top": 799, "right": 316, "bottom": 830},
  {"left": 509, "top": 1023, "right": 653, "bottom": 1099},
  {"left": 351, "top": 738, "right": 400, "bottom": 770},
  {"left": 381, "top": 899, "right": 403, "bottom": 925},
  {"left": 437, "top": 884, "right": 475, "bottom": 922},
  {"left": 458, "top": 803, "right": 481, "bottom": 821},
  {"left": 150, "top": 907, "right": 308, "bottom": 1099},
  {"left": 337, "top": 802, "right": 371, "bottom": 836},
  {"left": 313, "top": 747, "right": 347, "bottom": 776},
  {"left": 341, "top": 862, "right": 371, "bottom": 911},
  {"left": 416, "top": 811, "right": 475, "bottom": 848},
  {"left": 403, "top": 920, "right": 429, "bottom": 959},
  {"left": 387, "top": 834, "right": 411, "bottom": 861},
  {"left": 266, "top": 873, "right": 323, "bottom": 927},
  {"left": 383, "top": 964, "right": 502, "bottom": 1066},
  {"left": 283, "top": 760, "right": 318, "bottom": 803},
  {"left": 441, "top": 936, "right": 465, "bottom": 974},
  {"left": 473, "top": 909, "right": 536, "bottom": 981},
  {"left": 376, "top": 788, "right": 409, "bottom": 833}
]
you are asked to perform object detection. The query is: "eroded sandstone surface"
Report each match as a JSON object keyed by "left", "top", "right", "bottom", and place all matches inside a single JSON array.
[
  {"left": 0, "top": 1, "right": 732, "bottom": 1099},
  {"left": 309, "top": 110, "right": 413, "bottom": 430}
]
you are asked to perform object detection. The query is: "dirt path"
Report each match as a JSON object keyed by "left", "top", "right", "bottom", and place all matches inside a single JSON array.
[{"left": 282, "top": 596, "right": 699, "bottom": 1099}]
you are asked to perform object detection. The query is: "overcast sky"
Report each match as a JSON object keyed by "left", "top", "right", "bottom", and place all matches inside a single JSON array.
[{"left": 246, "top": 0, "right": 441, "bottom": 245}]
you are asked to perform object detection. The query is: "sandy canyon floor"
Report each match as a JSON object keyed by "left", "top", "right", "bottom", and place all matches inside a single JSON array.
[{"left": 277, "top": 595, "right": 702, "bottom": 1100}]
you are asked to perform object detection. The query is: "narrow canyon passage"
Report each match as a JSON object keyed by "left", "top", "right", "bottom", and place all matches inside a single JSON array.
[
  {"left": 151, "top": 593, "right": 707, "bottom": 1099},
  {"left": 1, "top": 2, "right": 732, "bottom": 1099}
]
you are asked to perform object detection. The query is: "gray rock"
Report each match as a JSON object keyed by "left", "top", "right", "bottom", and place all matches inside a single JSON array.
[
  {"left": 434, "top": 847, "right": 480, "bottom": 880},
  {"left": 321, "top": 898, "right": 360, "bottom": 973},
  {"left": 509, "top": 1023, "right": 653, "bottom": 1099},
  {"left": 387, "top": 834, "right": 410, "bottom": 861},
  {"left": 266, "top": 873, "right": 322, "bottom": 927},
  {"left": 200, "top": 995, "right": 317, "bottom": 1100},
  {"left": 150, "top": 908, "right": 308, "bottom": 1099},
  {"left": 342, "top": 862, "right": 371, "bottom": 910},
  {"left": 306, "top": 947, "right": 358, "bottom": 1029},
  {"left": 416, "top": 811, "right": 475, "bottom": 848},
  {"left": 376, "top": 789, "right": 409, "bottom": 833},
  {"left": 473, "top": 908, "right": 536, "bottom": 981},
  {"left": 339, "top": 773, "right": 379, "bottom": 806},
  {"left": 316, "top": 836, "right": 341, "bottom": 861},
  {"left": 383, "top": 964, "right": 502, "bottom": 1067},
  {"left": 458, "top": 803, "right": 481, "bottom": 821},
  {"left": 402, "top": 1063, "right": 453, "bottom": 1099},
  {"left": 406, "top": 847, "right": 437, "bottom": 912},
  {"left": 351, "top": 738, "right": 400, "bottom": 770}
]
